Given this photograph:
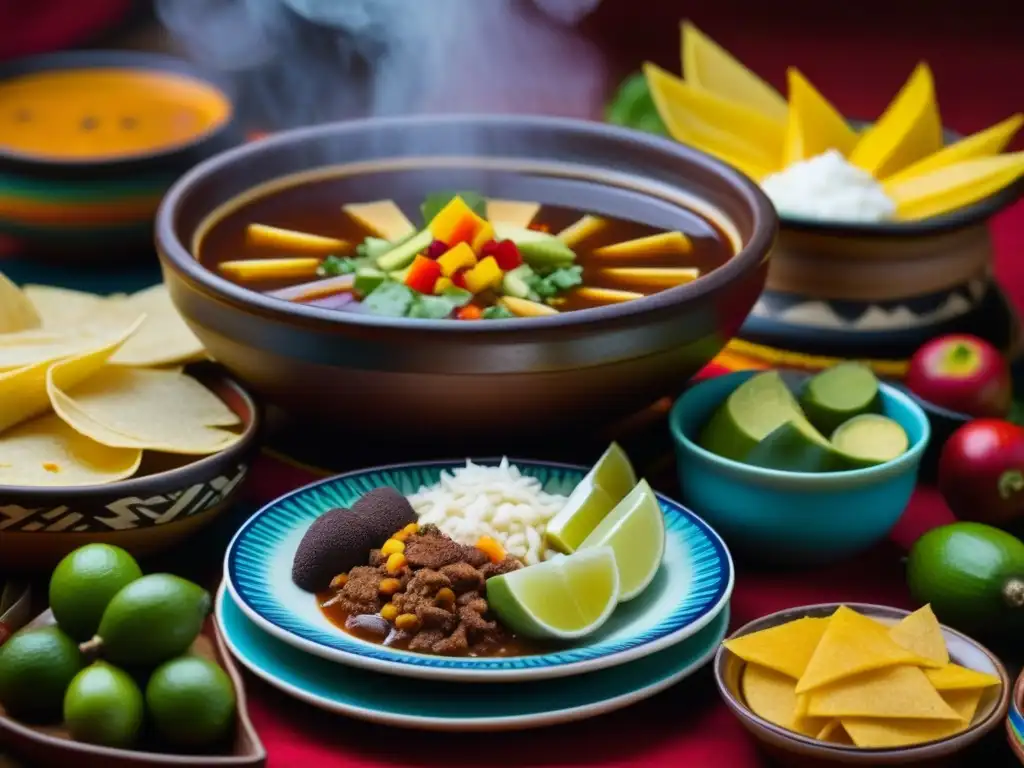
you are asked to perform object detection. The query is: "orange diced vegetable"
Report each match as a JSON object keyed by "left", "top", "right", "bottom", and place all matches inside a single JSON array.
[
  {"left": 378, "top": 578, "right": 402, "bottom": 596},
  {"left": 456, "top": 305, "right": 483, "bottom": 320},
  {"left": 464, "top": 256, "right": 503, "bottom": 293},
  {"left": 380, "top": 603, "right": 399, "bottom": 621},
  {"left": 386, "top": 552, "right": 407, "bottom": 573},
  {"left": 437, "top": 242, "right": 477, "bottom": 276},
  {"left": 476, "top": 535, "right": 506, "bottom": 563},
  {"left": 471, "top": 221, "right": 496, "bottom": 253},
  {"left": 404, "top": 255, "right": 442, "bottom": 294},
  {"left": 429, "top": 196, "right": 489, "bottom": 246},
  {"left": 381, "top": 538, "right": 405, "bottom": 556}
]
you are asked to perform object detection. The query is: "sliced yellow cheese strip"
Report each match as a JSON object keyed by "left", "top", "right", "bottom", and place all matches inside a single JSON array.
[
  {"left": 595, "top": 268, "right": 700, "bottom": 290},
  {"left": 592, "top": 232, "right": 692, "bottom": 259},
  {"left": 342, "top": 200, "right": 415, "bottom": 242},
  {"left": 219, "top": 258, "right": 322, "bottom": 281},
  {"left": 571, "top": 287, "right": 645, "bottom": 304},
  {"left": 783, "top": 68, "right": 860, "bottom": 165},
  {"left": 885, "top": 113, "right": 1023, "bottom": 185},
  {"left": 246, "top": 223, "right": 349, "bottom": 253},
  {"left": 644, "top": 62, "right": 784, "bottom": 174},
  {"left": 498, "top": 296, "right": 558, "bottom": 317},
  {"left": 0, "top": 272, "right": 41, "bottom": 333},
  {"left": 485, "top": 199, "right": 541, "bottom": 229},
  {"left": 681, "top": 21, "right": 789, "bottom": 123},
  {"left": 807, "top": 666, "right": 963, "bottom": 720},
  {"left": 558, "top": 216, "right": 617, "bottom": 250},
  {"left": 885, "top": 152, "right": 1024, "bottom": 221},
  {"left": 849, "top": 63, "right": 943, "bottom": 179}
]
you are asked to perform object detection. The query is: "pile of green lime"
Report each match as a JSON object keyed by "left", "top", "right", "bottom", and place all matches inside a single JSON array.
[
  {"left": 0, "top": 544, "right": 235, "bottom": 751},
  {"left": 699, "top": 363, "right": 910, "bottom": 472}
]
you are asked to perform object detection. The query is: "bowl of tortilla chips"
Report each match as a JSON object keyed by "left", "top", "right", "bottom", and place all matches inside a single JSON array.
[
  {"left": 716, "top": 603, "right": 1009, "bottom": 765},
  {"left": 0, "top": 274, "right": 261, "bottom": 569}
]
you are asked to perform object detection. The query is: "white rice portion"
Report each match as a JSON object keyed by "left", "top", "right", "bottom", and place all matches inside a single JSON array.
[{"left": 408, "top": 458, "right": 567, "bottom": 566}]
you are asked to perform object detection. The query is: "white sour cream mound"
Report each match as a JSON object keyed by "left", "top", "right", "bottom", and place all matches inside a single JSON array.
[
  {"left": 760, "top": 150, "right": 897, "bottom": 223},
  {"left": 409, "top": 458, "right": 566, "bottom": 565}
]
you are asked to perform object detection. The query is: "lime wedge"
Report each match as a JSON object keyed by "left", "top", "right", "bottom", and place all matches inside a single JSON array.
[
  {"left": 831, "top": 413, "right": 909, "bottom": 468},
  {"left": 579, "top": 479, "right": 665, "bottom": 601},
  {"left": 545, "top": 442, "right": 637, "bottom": 554},
  {"left": 485, "top": 547, "right": 620, "bottom": 640}
]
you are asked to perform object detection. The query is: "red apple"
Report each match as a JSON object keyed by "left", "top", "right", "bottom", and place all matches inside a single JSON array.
[
  {"left": 938, "top": 419, "right": 1024, "bottom": 526},
  {"left": 906, "top": 334, "right": 1011, "bottom": 418}
]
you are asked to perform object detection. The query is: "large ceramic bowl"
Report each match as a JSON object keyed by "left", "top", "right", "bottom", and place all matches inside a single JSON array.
[{"left": 156, "top": 115, "right": 775, "bottom": 439}]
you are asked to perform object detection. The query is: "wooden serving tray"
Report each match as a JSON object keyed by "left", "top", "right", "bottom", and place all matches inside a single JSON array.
[{"left": 0, "top": 608, "right": 265, "bottom": 768}]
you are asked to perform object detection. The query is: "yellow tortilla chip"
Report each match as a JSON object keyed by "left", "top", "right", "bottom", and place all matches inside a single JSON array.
[
  {"left": 22, "top": 285, "right": 115, "bottom": 329},
  {"left": 741, "top": 664, "right": 827, "bottom": 736},
  {"left": 0, "top": 414, "right": 142, "bottom": 487},
  {"left": 840, "top": 717, "right": 967, "bottom": 748},
  {"left": 0, "top": 272, "right": 41, "bottom": 333},
  {"left": 485, "top": 199, "right": 541, "bottom": 229},
  {"left": 0, "top": 319, "right": 142, "bottom": 434},
  {"left": 723, "top": 617, "right": 829, "bottom": 680},
  {"left": 108, "top": 285, "right": 206, "bottom": 367},
  {"left": 48, "top": 367, "right": 241, "bottom": 455},
  {"left": 888, "top": 605, "right": 948, "bottom": 667},
  {"left": 942, "top": 687, "right": 985, "bottom": 723},
  {"left": 925, "top": 663, "right": 1001, "bottom": 691},
  {"left": 0, "top": 334, "right": 102, "bottom": 372},
  {"left": 807, "top": 666, "right": 963, "bottom": 721},
  {"left": 796, "top": 606, "right": 927, "bottom": 693},
  {"left": 815, "top": 720, "right": 853, "bottom": 744}
]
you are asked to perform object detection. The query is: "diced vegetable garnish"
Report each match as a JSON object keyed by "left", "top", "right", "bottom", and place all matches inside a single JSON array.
[
  {"left": 318, "top": 255, "right": 364, "bottom": 276},
  {"left": 528, "top": 265, "right": 584, "bottom": 298},
  {"left": 355, "top": 237, "right": 395, "bottom": 261},
  {"left": 456, "top": 305, "right": 483, "bottom": 320},
  {"left": 266, "top": 274, "right": 356, "bottom": 301},
  {"left": 433, "top": 276, "right": 453, "bottom": 294},
  {"left": 437, "top": 242, "right": 478, "bottom": 276},
  {"left": 501, "top": 264, "right": 536, "bottom": 299},
  {"left": 406, "top": 287, "right": 473, "bottom": 319},
  {"left": 485, "top": 240, "right": 523, "bottom": 270},
  {"left": 470, "top": 221, "right": 496, "bottom": 253},
  {"left": 363, "top": 282, "right": 416, "bottom": 316},
  {"left": 377, "top": 229, "right": 433, "bottom": 272},
  {"left": 485, "top": 199, "right": 541, "bottom": 228},
  {"left": 571, "top": 286, "right": 646, "bottom": 304},
  {"left": 426, "top": 239, "right": 449, "bottom": 259},
  {"left": 421, "top": 191, "right": 487, "bottom": 223},
  {"left": 464, "top": 256, "right": 503, "bottom": 293},
  {"left": 499, "top": 296, "right": 560, "bottom": 317},
  {"left": 354, "top": 267, "right": 387, "bottom": 297},
  {"left": 246, "top": 223, "right": 349, "bottom": 253},
  {"left": 404, "top": 255, "right": 443, "bottom": 294},
  {"left": 219, "top": 258, "right": 322, "bottom": 281},
  {"left": 592, "top": 231, "right": 692, "bottom": 258},
  {"left": 429, "top": 196, "right": 489, "bottom": 247},
  {"left": 482, "top": 304, "right": 516, "bottom": 319},
  {"left": 342, "top": 200, "right": 416, "bottom": 241},
  {"left": 594, "top": 267, "right": 700, "bottom": 289}
]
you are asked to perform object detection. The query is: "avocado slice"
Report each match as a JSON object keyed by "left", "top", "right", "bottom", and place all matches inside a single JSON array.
[
  {"left": 354, "top": 267, "right": 387, "bottom": 297},
  {"left": 800, "top": 362, "right": 882, "bottom": 435},
  {"left": 745, "top": 418, "right": 844, "bottom": 473},
  {"left": 376, "top": 229, "right": 432, "bottom": 272},
  {"left": 501, "top": 264, "right": 536, "bottom": 299},
  {"left": 699, "top": 371, "right": 805, "bottom": 462},
  {"left": 831, "top": 414, "right": 909, "bottom": 468}
]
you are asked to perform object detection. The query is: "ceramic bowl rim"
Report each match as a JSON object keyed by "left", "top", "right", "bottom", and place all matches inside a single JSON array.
[
  {"left": 0, "top": 368, "right": 260, "bottom": 500},
  {"left": 668, "top": 370, "right": 931, "bottom": 487},
  {"left": 0, "top": 49, "right": 235, "bottom": 169},
  {"left": 715, "top": 601, "right": 1011, "bottom": 758},
  {"left": 155, "top": 113, "right": 777, "bottom": 334},
  {"left": 1004, "top": 667, "right": 1024, "bottom": 761}
]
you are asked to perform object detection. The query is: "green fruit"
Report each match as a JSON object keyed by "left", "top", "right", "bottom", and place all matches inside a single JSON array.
[
  {"left": 0, "top": 627, "right": 82, "bottom": 722},
  {"left": 146, "top": 656, "right": 236, "bottom": 747},
  {"left": 63, "top": 662, "right": 143, "bottom": 748},
  {"left": 831, "top": 414, "right": 909, "bottom": 468},
  {"left": 907, "top": 521, "right": 1024, "bottom": 634},
  {"left": 49, "top": 544, "right": 143, "bottom": 641},
  {"left": 800, "top": 362, "right": 882, "bottom": 436},
  {"left": 95, "top": 574, "right": 211, "bottom": 667},
  {"left": 699, "top": 371, "right": 805, "bottom": 461},
  {"left": 745, "top": 418, "right": 841, "bottom": 472}
]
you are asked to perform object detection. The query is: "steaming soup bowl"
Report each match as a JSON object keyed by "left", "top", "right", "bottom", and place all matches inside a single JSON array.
[{"left": 156, "top": 115, "right": 775, "bottom": 439}]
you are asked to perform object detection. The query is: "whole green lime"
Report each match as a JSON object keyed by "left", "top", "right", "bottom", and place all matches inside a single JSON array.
[
  {"left": 96, "top": 574, "right": 211, "bottom": 667},
  {"left": 0, "top": 626, "right": 82, "bottom": 722},
  {"left": 146, "top": 656, "right": 236, "bottom": 747},
  {"left": 50, "top": 543, "right": 143, "bottom": 641},
  {"left": 64, "top": 662, "right": 144, "bottom": 748},
  {"left": 907, "top": 521, "right": 1024, "bottom": 634}
]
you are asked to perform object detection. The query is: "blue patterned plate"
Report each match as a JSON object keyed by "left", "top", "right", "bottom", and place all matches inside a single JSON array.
[
  {"left": 216, "top": 586, "right": 730, "bottom": 730},
  {"left": 224, "top": 459, "right": 733, "bottom": 682}
]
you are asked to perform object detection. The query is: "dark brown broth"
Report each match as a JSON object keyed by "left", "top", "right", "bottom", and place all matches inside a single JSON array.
[{"left": 197, "top": 174, "right": 734, "bottom": 309}]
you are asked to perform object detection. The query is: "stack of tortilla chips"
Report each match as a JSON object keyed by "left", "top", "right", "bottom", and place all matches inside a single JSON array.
[{"left": 723, "top": 605, "right": 1001, "bottom": 748}]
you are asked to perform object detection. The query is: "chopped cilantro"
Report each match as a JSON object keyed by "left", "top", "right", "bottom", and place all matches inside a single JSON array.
[
  {"left": 482, "top": 305, "right": 515, "bottom": 320},
  {"left": 318, "top": 255, "right": 363, "bottom": 276},
  {"left": 421, "top": 191, "right": 487, "bottom": 224},
  {"left": 408, "top": 287, "right": 473, "bottom": 319},
  {"left": 527, "top": 265, "right": 583, "bottom": 298},
  {"left": 363, "top": 282, "right": 415, "bottom": 316}
]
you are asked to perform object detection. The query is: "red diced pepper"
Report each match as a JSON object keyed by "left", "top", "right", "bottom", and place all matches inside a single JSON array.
[
  {"left": 404, "top": 255, "right": 443, "bottom": 294},
  {"left": 426, "top": 239, "right": 449, "bottom": 259},
  {"left": 451, "top": 270, "right": 468, "bottom": 289},
  {"left": 457, "top": 305, "right": 483, "bottom": 320},
  {"left": 479, "top": 239, "right": 499, "bottom": 257},
  {"left": 492, "top": 240, "right": 522, "bottom": 270}
]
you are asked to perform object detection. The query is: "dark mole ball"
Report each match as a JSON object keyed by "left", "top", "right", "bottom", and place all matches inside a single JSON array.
[
  {"left": 291, "top": 507, "right": 376, "bottom": 592},
  {"left": 350, "top": 487, "right": 417, "bottom": 541}
]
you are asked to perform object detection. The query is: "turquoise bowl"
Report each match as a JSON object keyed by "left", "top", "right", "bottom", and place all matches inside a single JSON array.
[{"left": 668, "top": 370, "right": 930, "bottom": 564}]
